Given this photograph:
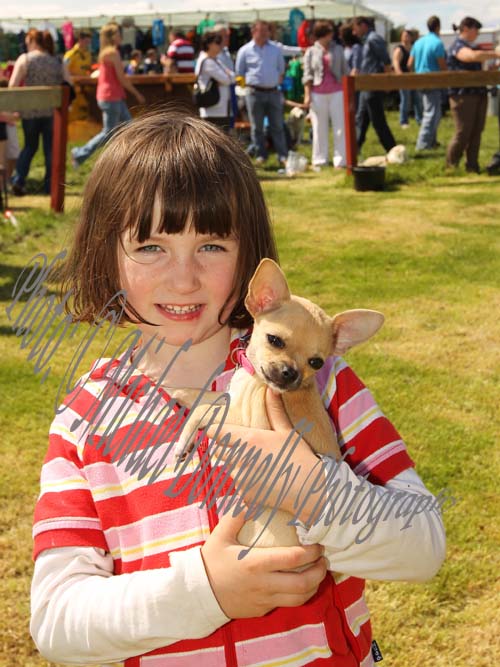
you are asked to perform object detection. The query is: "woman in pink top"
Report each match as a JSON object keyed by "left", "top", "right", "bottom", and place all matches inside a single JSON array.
[
  {"left": 71, "top": 22, "right": 144, "bottom": 166},
  {"left": 303, "top": 21, "right": 349, "bottom": 170}
]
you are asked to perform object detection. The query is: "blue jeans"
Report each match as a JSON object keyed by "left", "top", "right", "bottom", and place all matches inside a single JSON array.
[
  {"left": 13, "top": 116, "right": 53, "bottom": 193},
  {"left": 416, "top": 90, "right": 442, "bottom": 149},
  {"left": 246, "top": 89, "right": 288, "bottom": 160},
  {"left": 399, "top": 89, "right": 422, "bottom": 125},
  {"left": 72, "top": 100, "right": 131, "bottom": 165}
]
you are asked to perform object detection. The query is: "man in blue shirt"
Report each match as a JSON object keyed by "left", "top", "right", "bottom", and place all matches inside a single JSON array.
[
  {"left": 408, "top": 16, "right": 447, "bottom": 150},
  {"left": 352, "top": 16, "right": 396, "bottom": 154},
  {"left": 236, "top": 20, "right": 288, "bottom": 165}
]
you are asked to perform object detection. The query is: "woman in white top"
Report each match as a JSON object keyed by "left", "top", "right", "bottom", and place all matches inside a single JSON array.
[{"left": 195, "top": 32, "right": 234, "bottom": 131}]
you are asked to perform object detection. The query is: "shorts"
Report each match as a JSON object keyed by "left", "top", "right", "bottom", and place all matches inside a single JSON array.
[{"left": 6, "top": 123, "right": 20, "bottom": 160}]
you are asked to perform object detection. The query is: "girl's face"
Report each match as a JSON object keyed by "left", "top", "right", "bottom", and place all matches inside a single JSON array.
[{"left": 118, "top": 202, "right": 239, "bottom": 347}]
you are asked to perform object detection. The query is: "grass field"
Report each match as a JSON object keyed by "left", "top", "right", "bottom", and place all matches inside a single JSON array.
[{"left": 1, "top": 109, "right": 499, "bottom": 666}]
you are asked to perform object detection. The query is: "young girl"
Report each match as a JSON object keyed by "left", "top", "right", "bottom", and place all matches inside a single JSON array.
[
  {"left": 71, "top": 22, "right": 145, "bottom": 167},
  {"left": 31, "top": 110, "right": 445, "bottom": 667}
]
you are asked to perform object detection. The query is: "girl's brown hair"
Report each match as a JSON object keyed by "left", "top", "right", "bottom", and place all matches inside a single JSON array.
[{"left": 62, "top": 109, "right": 278, "bottom": 329}]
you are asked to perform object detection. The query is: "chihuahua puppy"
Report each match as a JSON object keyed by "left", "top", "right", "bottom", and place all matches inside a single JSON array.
[{"left": 173, "top": 259, "right": 384, "bottom": 548}]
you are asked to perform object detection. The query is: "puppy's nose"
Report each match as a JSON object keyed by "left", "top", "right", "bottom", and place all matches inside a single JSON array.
[{"left": 280, "top": 365, "right": 299, "bottom": 384}]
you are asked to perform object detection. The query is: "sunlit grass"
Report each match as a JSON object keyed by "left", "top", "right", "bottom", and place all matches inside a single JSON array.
[{"left": 1, "top": 110, "right": 499, "bottom": 666}]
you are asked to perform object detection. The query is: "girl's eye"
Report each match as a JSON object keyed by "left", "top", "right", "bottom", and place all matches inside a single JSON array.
[
  {"left": 200, "top": 243, "right": 226, "bottom": 252},
  {"left": 137, "top": 245, "right": 162, "bottom": 253}
]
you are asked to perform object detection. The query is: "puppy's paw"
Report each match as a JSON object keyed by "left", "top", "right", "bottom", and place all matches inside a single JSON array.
[{"left": 174, "top": 434, "right": 196, "bottom": 461}]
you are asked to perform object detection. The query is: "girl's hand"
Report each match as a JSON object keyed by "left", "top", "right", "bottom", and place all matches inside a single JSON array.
[
  {"left": 207, "top": 390, "right": 322, "bottom": 521},
  {"left": 201, "top": 511, "right": 327, "bottom": 618}
]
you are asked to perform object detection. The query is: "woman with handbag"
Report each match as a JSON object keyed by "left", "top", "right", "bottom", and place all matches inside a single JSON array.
[{"left": 195, "top": 32, "right": 235, "bottom": 131}]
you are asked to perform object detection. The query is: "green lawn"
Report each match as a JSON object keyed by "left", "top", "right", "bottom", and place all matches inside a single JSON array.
[{"left": 1, "top": 110, "right": 499, "bottom": 666}]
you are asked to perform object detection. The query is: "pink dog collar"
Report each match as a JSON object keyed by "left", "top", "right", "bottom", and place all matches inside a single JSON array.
[{"left": 235, "top": 348, "right": 255, "bottom": 375}]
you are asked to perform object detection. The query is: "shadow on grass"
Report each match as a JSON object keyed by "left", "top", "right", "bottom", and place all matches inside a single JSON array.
[
  {"left": 0, "top": 262, "right": 58, "bottom": 302},
  {"left": 0, "top": 324, "right": 19, "bottom": 336}
]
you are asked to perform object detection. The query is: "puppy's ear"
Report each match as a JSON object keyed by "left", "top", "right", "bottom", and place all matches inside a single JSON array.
[
  {"left": 245, "top": 259, "right": 291, "bottom": 316},
  {"left": 331, "top": 309, "right": 384, "bottom": 355}
]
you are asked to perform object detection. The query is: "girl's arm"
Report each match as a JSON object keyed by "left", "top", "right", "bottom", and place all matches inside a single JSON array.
[
  {"left": 207, "top": 389, "right": 446, "bottom": 583},
  {"left": 8, "top": 54, "right": 28, "bottom": 87},
  {"left": 107, "top": 51, "right": 146, "bottom": 104},
  {"left": 31, "top": 542, "right": 228, "bottom": 663},
  {"left": 31, "top": 514, "right": 325, "bottom": 663},
  {"left": 295, "top": 460, "right": 446, "bottom": 582}
]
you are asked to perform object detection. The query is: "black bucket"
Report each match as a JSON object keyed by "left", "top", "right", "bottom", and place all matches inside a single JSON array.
[{"left": 353, "top": 165, "right": 386, "bottom": 191}]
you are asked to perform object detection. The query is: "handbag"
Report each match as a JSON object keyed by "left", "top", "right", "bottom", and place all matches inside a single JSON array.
[{"left": 193, "top": 58, "right": 220, "bottom": 108}]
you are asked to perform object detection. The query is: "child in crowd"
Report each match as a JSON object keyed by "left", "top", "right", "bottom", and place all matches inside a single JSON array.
[
  {"left": 71, "top": 22, "right": 144, "bottom": 168},
  {"left": 31, "top": 110, "right": 445, "bottom": 667}
]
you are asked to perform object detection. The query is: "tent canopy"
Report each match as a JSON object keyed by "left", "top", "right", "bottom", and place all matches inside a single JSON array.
[{"left": 1, "top": 0, "right": 385, "bottom": 29}]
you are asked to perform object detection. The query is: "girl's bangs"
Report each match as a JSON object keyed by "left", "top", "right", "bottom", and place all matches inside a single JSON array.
[{"left": 124, "top": 158, "right": 238, "bottom": 243}]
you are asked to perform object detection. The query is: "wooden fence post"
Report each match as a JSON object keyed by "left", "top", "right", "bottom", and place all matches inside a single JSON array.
[
  {"left": 342, "top": 75, "right": 357, "bottom": 174},
  {"left": 50, "top": 85, "right": 70, "bottom": 213}
]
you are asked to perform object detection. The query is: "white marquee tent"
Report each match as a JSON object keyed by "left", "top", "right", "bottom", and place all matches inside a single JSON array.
[{"left": 1, "top": 0, "right": 387, "bottom": 30}]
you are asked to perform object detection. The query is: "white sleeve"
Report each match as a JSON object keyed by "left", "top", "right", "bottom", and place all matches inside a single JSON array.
[
  {"left": 295, "top": 463, "right": 447, "bottom": 582},
  {"left": 31, "top": 545, "right": 230, "bottom": 664},
  {"left": 202, "top": 58, "right": 233, "bottom": 85}
]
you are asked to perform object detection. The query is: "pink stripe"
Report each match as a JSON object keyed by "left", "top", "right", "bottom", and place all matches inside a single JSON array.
[
  {"left": 338, "top": 389, "right": 377, "bottom": 432},
  {"left": 353, "top": 440, "right": 406, "bottom": 476},
  {"left": 42, "top": 458, "right": 84, "bottom": 484},
  {"left": 104, "top": 505, "right": 207, "bottom": 553},
  {"left": 345, "top": 595, "right": 369, "bottom": 627},
  {"left": 141, "top": 646, "right": 225, "bottom": 667},
  {"left": 33, "top": 517, "right": 101, "bottom": 537},
  {"left": 235, "top": 623, "right": 330, "bottom": 666},
  {"left": 315, "top": 356, "right": 336, "bottom": 396},
  {"left": 85, "top": 441, "right": 176, "bottom": 488}
]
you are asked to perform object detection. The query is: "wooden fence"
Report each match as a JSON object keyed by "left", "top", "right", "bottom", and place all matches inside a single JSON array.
[
  {"left": 0, "top": 85, "right": 70, "bottom": 212},
  {"left": 341, "top": 70, "right": 500, "bottom": 172}
]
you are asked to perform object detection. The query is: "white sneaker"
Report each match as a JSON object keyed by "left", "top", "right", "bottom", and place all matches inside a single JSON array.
[{"left": 255, "top": 156, "right": 266, "bottom": 166}]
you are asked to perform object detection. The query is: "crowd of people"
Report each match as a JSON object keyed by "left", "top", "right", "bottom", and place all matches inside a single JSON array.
[{"left": 1, "top": 13, "right": 500, "bottom": 196}]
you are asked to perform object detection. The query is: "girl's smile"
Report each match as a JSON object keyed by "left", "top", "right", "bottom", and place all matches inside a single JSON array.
[{"left": 155, "top": 303, "right": 205, "bottom": 320}]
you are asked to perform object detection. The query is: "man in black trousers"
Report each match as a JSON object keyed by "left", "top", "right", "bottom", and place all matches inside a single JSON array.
[{"left": 352, "top": 16, "right": 396, "bottom": 154}]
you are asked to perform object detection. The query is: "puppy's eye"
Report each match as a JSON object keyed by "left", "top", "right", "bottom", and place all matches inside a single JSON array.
[
  {"left": 308, "top": 357, "right": 324, "bottom": 370},
  {"left": 267, "top": 334, "right": 285, "bottom": 349}
]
